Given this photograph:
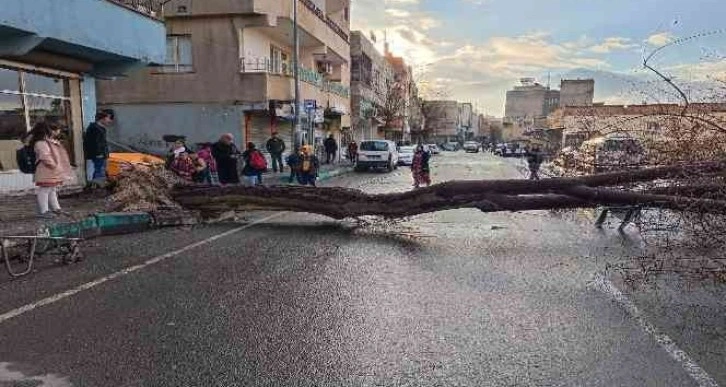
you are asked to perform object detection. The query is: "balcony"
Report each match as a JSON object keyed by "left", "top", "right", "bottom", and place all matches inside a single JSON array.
[
  {"left": 0, "top": 0, "right": 165, "bottom": 75},
  {"left": 299, "top": 0, "right": 349, "bottom": 43},
  {"left": 240, "top": 57, "right": 350, "bottom": 99},
  {"left": 107, "top": 0, "right": 165, "bottom": 19}
]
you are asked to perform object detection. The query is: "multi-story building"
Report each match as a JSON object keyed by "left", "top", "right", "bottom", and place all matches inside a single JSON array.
[
  {"left": 422, "top": 100, "right": 459, "bottom": 144},
  {"left": 350, "top": 31, "right": 393, "bottom": 142},
  {"left": 458, "top": 103, "right": 474, "bottom": 141},
  {"left": 504, "top": 78, "right": 560, "bottom": 122},
  {"left": 0, "top": 0, "right": 165, "bottom": 193},
  {"left": 559, "top": 79, "right": 594, "bottom": 108},
  {"left": 385, "top": 49, "right": 418, "bottom": 142},
  {"left": 97, "top": 0, "right": 351, "bottom": 158}
]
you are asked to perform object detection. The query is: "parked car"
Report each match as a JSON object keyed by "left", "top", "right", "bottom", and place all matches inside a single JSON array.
[
  {"left": 356, "top": 140, "right": 399, "bottom": 172},
  {"left": 398, "top": 145, "right": 416, "bottom": 166},
  {"left": 427, "top": 144, "right": 441, "bottom": 155},
  {"left": 107, "top": 141, "right": 166, "bottom": 180},
  {"left": 576, "top": 135, "right": 645, "bottom": 174},
  {"left": 463, "top": 141, "right": 480, "bottom": 153}
]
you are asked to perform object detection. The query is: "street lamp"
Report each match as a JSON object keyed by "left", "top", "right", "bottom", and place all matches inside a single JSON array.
[{"left": 292, "top": 0, "right": 301, "bottom": 148}]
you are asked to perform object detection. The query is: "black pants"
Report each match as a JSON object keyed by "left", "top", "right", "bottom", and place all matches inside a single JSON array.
[
  {"left": 216, "top": 158, "right": 240, "bottom": 184},
  {"left": 326, "top": 151, "right": 336, "bottom": 164},
  {"left": 270, "top": 153, "right": 284, "bottom": 172}
]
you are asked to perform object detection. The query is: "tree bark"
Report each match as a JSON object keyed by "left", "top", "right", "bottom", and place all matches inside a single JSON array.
[{"left": 170, "top": 162, "right": 726, "bottom": 219}]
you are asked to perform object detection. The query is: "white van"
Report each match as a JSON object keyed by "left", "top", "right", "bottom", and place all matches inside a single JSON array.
[{"left": 356, "top": 140, "right": 399, "bottom": 172}]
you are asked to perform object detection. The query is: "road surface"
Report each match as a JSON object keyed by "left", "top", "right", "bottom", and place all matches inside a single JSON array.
[{"left": 0, "top": 151, "right": 724, "bottom": 386}]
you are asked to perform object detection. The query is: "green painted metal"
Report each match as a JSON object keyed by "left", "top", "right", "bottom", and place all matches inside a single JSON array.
[{"left": 47, "top": 216, "right": 99, "bottom": 238}]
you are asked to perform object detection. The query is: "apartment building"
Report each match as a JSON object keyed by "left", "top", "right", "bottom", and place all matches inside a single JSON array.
[
  {"left": 559, "top": 79, "right": 594, "bottom": 108},
  {"left": 350, "top": 31, "right": 393, "bottom": 142},
  {"left": 0, "top": 0, "right": 165, "bottom": 192},
  {"left": 385, "top": 50, "right": 420, "bottom": 143},
  {"left": 504, "top": 78, "right": 560, "bottom": 122},
  {"left": 422, "top": 100, "right": 459, "bottom": 144},
  {"left": 97, "top": 0, "right": 351, "bottom": 156}
]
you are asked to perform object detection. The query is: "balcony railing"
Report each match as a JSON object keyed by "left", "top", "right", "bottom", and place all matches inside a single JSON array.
[
  {"left": 107, "top": 0, "right": 165, "bottom": 19},
  {"left": 299, "top": 0, "right": 350, "bottom": 43},
  {"left": 240, "top": 57, "right": 350, "bottom": 98}
]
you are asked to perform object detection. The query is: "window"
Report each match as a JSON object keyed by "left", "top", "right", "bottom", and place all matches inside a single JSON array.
[
  {"left": 0, "top": 66, "right": 75, "bottom": 171},
  {"left": 270, "top": 46, "right": 289, "bottom": 75},
  {"left": 160, "top": 35, "right": 193, "bottom": 73}
]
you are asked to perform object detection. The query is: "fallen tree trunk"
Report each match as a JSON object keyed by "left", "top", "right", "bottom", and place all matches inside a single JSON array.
[{"left": 108, "top": 162, "right": 726, "bottom": 219}]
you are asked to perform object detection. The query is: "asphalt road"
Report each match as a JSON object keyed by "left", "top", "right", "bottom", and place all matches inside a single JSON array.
[{"left": 0, "top": 152, "right": 724, "bottom": 386}]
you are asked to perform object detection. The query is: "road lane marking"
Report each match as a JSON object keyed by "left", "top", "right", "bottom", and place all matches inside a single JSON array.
[
  {"left": 589, "top": 273, "right": 720, "bottom": 387},
  {"left": 0, "top": 213, "right": 285, "bottom": 325}
]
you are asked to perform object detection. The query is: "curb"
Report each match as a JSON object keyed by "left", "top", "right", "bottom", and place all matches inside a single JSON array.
[
  {"left": 8, "top": 167, "right": 353, "bottom": 246},
  {"left": 4, "top": 211, "right": 199, "bottom": 247},
  {"left": 274, "top": 167, "right": 354, "bottom": 184}
]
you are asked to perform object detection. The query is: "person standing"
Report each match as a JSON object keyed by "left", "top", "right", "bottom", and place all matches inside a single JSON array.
[
  {"left": 212, "top": 133, "right": 241, "bottom": 185},
  {"left": 297, "top": 145, "right": 320, "bottom": 186},
  {"left": 83, "top": 109, "right": 114, "bottom": 182},
  {"left": 31, "top": 122, "right": 73, "bottom": 218},
  {"left": 526, "top": 145, "right": 544, "bottom": 180},
  {"left": 265, "top": 132, "right": 286, "bottom": 173},
  {"left": 323, "top": 134, "right": 338, "bottom": 164},
  {"left": 241, "top": 142, "right": 267, "bottom": 186},
  {"left": 196, "top": 143, "right": 218, "bottom": 184},
  {"left": 347, "top": 141, "right": 358, "bottom": 164},
  {"left": 286, "top": 146, "right": 302, "bottom": 184},
  {"left": 411, "top": 144, "right": 431, "bottom": 188}
]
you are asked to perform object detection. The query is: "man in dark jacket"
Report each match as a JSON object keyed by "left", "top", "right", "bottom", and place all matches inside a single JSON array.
[
  {"left": 265, "top": 132, "right": 286, "bottom": 173},
  {"left": 212, "top": 133, "right": 241, "bottom": 185},
  {"left": 83, "top": 109, "right": 114, "bottom": 182},
  {"left": 526, "top": 145, "right": 544, "bottom": 180},
  {"left": 323, "top": 134, "right": 338, "bottom": 164}
]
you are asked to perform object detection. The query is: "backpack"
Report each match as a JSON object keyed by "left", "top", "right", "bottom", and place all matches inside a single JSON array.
[
  {"left": 16, "top": 145, "right": 37, "bottom": 174},
  {"left": 249, "top": 151, "right": 267, "bottom": 170}
]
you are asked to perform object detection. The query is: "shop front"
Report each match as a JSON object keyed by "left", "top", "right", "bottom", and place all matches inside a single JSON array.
[{"left": 0, "top": 61, "right": 84, "bottom": 193}]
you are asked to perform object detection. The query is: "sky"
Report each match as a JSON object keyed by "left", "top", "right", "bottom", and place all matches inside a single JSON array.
[{"left": 351, "top": 0, "right": 726, "bottom": 116}]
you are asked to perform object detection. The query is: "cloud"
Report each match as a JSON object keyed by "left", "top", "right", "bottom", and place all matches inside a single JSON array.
[
  {"left": 667, "top": 60, "right": 726, "bottom": 82},
  {"left": 386, "top": 0, "right": 419, "bottom": 3},
  {"left": 589, "top": 37, "right": 638, "bottom": 54},
  {"left": 461, "top": 0, "right": 487, "bottom": 5},
  {"left": 384, "top": 8, "right": 411, "bottom": 18},
  {"left": 646, "top": 32, "right": 675, "bottom": 46}
]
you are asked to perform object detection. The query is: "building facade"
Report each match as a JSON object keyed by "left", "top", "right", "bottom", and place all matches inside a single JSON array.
[
  {"left": 97, "top": 0, "right": 351, "bottom": 160},
  {"left": 385, "top": 50, "right": 419, "bottom": 142},
  {"left": 350, "top": 31, "right": 393, "bottom": 142},
  {"left": 422, "top": 100, "right": 459, "bottom": 144},
  {"left": 504, "top": 78, "right": 560, "bottom": 122},
  {"left": 0, "top": 0, "right": 165, "bottom": 193},
  {"left": 559, "top": 79, "right": 594, "bottom": 108}
]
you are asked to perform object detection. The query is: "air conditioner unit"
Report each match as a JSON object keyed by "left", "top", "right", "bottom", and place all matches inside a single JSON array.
[{"left": 316, "top": 62, "right": 333, "bottom": 75}]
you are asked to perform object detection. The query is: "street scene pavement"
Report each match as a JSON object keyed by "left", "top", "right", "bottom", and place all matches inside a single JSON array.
[{"left": 1, "top": 152, "right": 725, "bottom": 386}]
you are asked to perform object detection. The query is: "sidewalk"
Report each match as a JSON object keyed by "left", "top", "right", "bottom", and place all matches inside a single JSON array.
[{"left": 0, "top": 163, "right": 353, "bottom": 238}]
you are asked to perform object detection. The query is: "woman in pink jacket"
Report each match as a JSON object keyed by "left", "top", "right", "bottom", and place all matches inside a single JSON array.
[{"left": 31, "top": 122, "right": 73, "bottom": 218}]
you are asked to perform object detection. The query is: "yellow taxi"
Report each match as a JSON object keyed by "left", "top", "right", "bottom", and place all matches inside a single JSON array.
[{"left": 106, "top": 141, "right": 166, "bottom": 179}]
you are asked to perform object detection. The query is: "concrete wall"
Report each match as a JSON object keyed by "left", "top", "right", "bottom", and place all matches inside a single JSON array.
[
  {"left": 1, "top": 0, "right": 165, "bottom": 64},
  {"left": 101, "top": 103, "right": 249, "bottom": 155},
  {"left": 560, "top": 79, "right": 594, "bottom": 107}
]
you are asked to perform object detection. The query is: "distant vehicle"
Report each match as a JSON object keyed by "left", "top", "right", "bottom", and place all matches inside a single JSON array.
[
  {"left": 398, "top": 145, "right": 416, "bottom": 166},
  {"left": 427, "top": 144, "right": 441, "bottom": 154},
  {"left": 441, "top": 142, "right": 460, "bottom": 151},
  {"left": 576, "top": 135, "right": 645, "bottom": 173},
  {"left": 463, "top": 141, "right": 480, "bottom": 153},
  {"left": 107, "top": 140, "right": 166, "bottom": 180},
  {"left": 356, "top": 140, "right": 399, "bottom": 172}
]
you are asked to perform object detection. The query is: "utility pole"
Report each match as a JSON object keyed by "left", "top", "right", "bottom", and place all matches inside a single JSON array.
[{"left": 292, "top": 0, "right": 301, "bottom": 147}]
